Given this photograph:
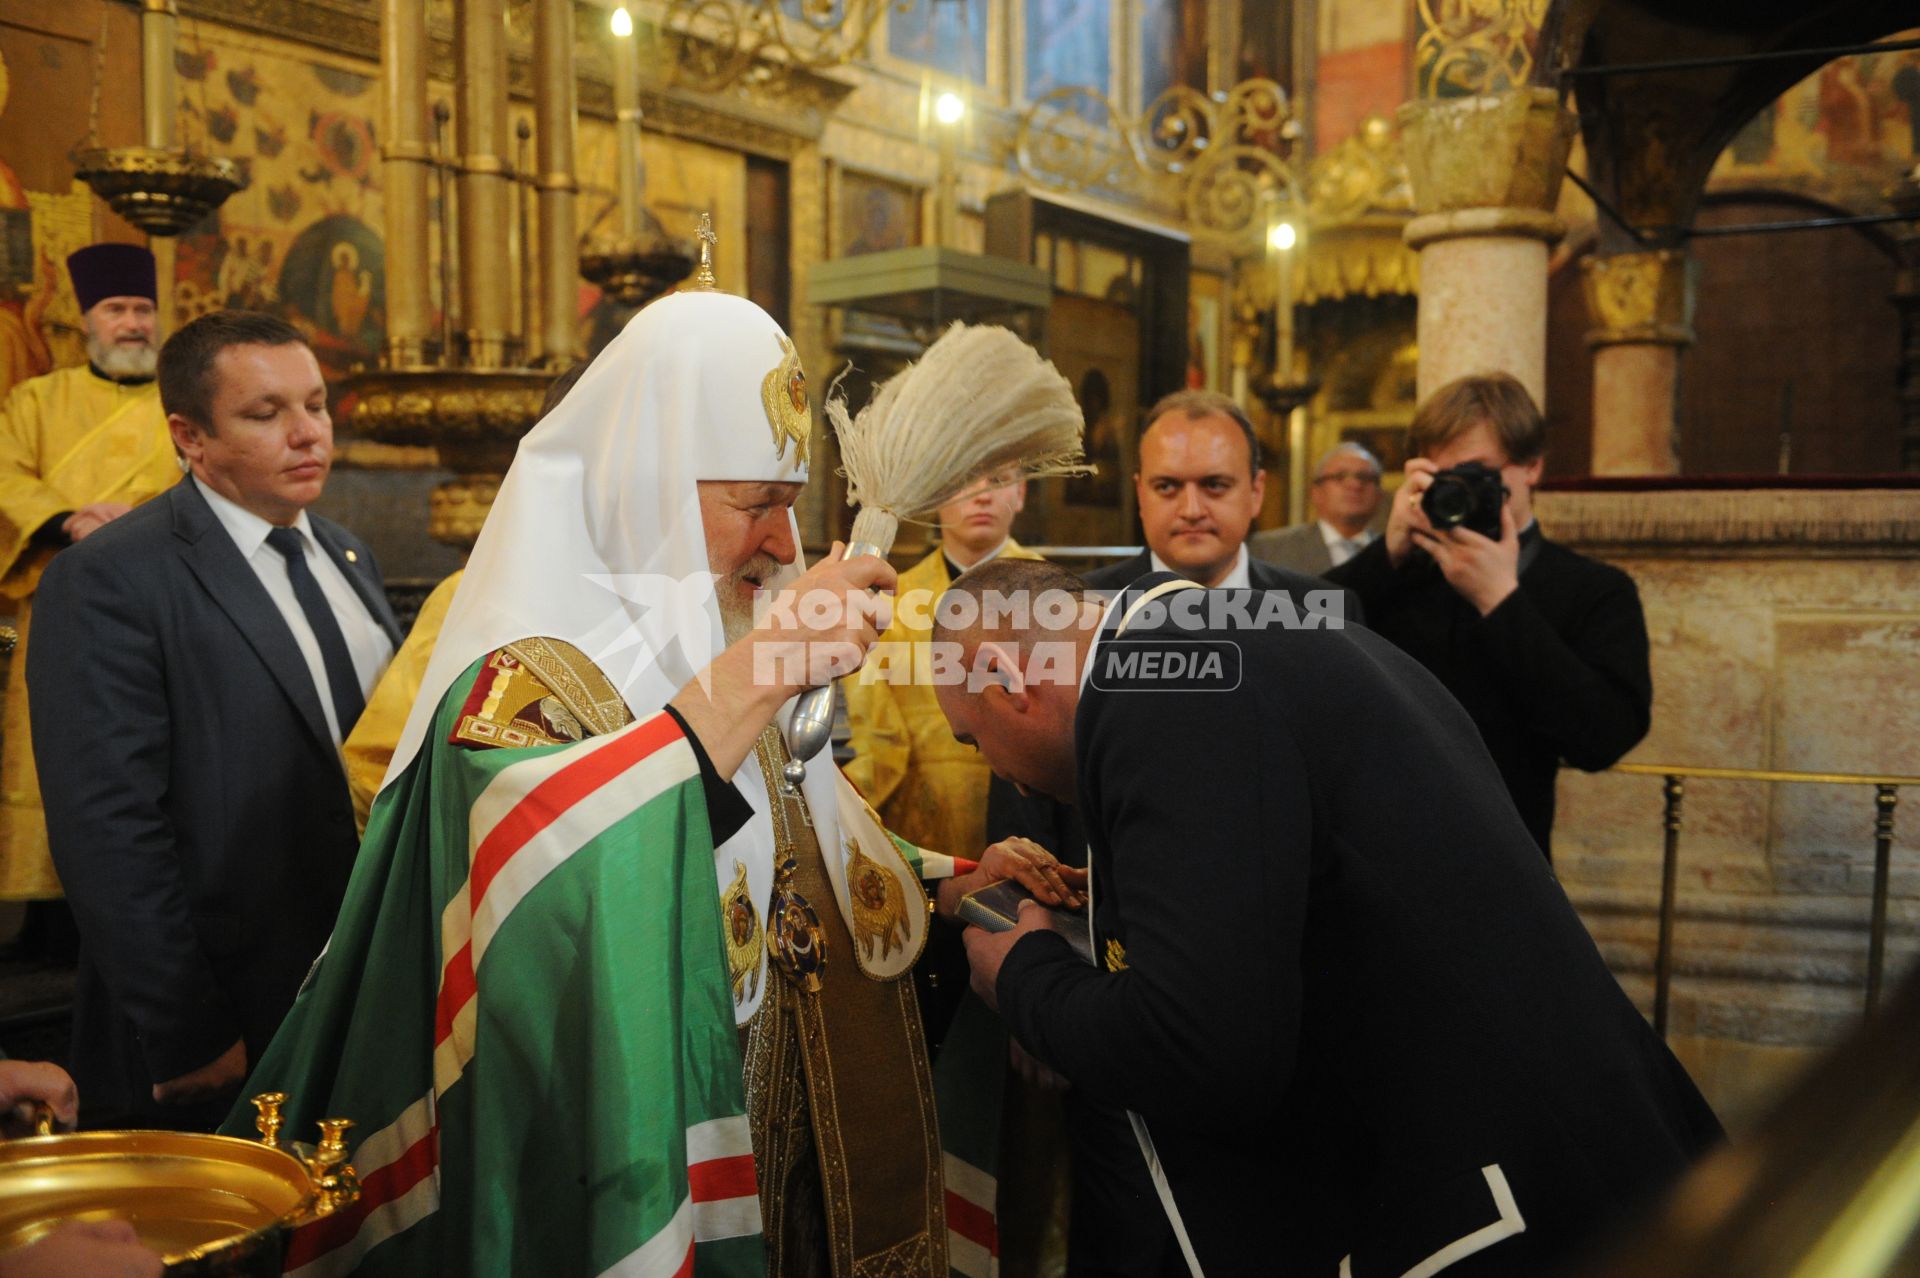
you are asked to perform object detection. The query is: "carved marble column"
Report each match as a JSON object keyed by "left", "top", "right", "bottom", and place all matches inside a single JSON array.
[
  {"left": 1398, "top": 88, "right": 1575, "bottom": 407},
  {"left": 1581, "top": 249, "right": 1696, "bottom": 475}
]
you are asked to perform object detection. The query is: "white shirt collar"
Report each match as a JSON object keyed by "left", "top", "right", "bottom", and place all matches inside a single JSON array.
[
  {"left": 942, "top": 535, "right": 1010, "bottom": 576},
  {"left": 1317, "top": 520, "right": 1374, "bottom": 551},
  {"left": 1148, "top": 544, "right": 1250, "bottom": 590},
  {"left": 194, "top": 474, "right": 314, "bottom": 558}
]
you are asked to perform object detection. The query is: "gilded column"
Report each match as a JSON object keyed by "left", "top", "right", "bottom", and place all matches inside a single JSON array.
[
  {"left": 533, "top": 0, "right": 580, "bottom": 367},
  {"left": 141, "top": 0, "right": 178, "bottom": 332},
  {"left": 455, "top": 0, "right": 515, "bottom": 369},
  {"left": 381, "top": 0, "right": 433, "bottom": 366},
  {"left": 140, "top": 0, "right": 177, "bottom": 150},
  {"left": 1581, "top": 249, "right": 1696, "bottom": 474},
  {"left": 1398, "top": 88, "right": 1575, "bottom": 407}
]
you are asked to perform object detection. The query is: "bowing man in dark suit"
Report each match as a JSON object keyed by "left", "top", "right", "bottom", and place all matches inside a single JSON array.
[
  {"left": 29, "top": 310, "right": 400, "bottom": 1129},
  {"left": 941, "top": 558, "right": 1721, "bottom": 1276},
  {"left": 986, "top": 389, "right": 1364, "bottom": 1275}
]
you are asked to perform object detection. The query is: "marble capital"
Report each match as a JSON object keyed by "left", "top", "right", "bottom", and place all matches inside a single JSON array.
[{"left": 1397, "top": 88, "right": 1576, "bottom": 224}]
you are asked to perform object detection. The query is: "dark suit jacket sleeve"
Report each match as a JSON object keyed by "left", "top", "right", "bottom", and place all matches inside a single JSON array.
[
  {"left": 1472, "top": 566, "right": 1652, "bottom": 770},
  {"left": 995, "top": 674, "right": 1309, "bottom": 1131},
  {"left": 29, "top": 546, "right": 242, "bottom": 1082}
]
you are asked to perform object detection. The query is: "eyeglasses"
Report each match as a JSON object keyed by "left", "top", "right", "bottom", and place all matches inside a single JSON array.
[{"left": 1313, "top": 470, "right": 1379, "bottom": 486}]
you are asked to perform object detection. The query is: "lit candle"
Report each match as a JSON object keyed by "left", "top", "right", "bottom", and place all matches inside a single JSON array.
[{"left": 1269, "top": 218, "right": 1296, "bottom": 386}]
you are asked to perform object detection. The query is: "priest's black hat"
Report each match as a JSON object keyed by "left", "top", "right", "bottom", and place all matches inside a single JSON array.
[{"left": 67, "top": 243, "right": 157, "bottom": 313}]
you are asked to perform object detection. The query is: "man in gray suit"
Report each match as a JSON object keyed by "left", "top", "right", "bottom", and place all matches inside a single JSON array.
[
  {"left": 1250, "top": 441, "right": 1383, "bottom": 574},
  {"left": 29, "top": 310, "right": 400, "bottom": 1129}
]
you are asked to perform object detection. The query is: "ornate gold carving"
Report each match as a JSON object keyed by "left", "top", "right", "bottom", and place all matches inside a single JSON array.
[
  {"left": 760, "top": 334, "right": 810, "bottom": 466},
  {"left": 1580, "top": 250, "right": 1697, "bottom": 348},
  {"left": 1415, "top": 0, "right": 1550, "bottom": 99},
  {"left": 722, "top": 860, "right": 764, "bottom": 1004},
  {"left": 1015, "top": 78, "right": 1303, "bottom": 248},
  {"left": 428, "top": 475, "right": 502, "bottom": 550},
  {"left": 343, "top": 366, "right": 554, "bottom": 548},
  {"left": 843, "top": 837, "right": 908, "bottom": 965}
]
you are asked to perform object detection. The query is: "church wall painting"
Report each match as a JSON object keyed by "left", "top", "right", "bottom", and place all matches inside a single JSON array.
[
  {"left": 1710, "top": 30, "right": 1920, "bottom": 214},
  {"left": 166, "top": 22, "right": 391, "bottom": 383},
  {"left": 0, "top": 0, "right": 148, "bottom": 396},
  {"left": 1025, "top": 0, "right": 1113, "bottom": 104}
]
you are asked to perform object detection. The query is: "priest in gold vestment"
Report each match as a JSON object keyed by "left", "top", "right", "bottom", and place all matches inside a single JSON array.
[{"left": 0, "top": 245, "right": 178, "bottom": 899}]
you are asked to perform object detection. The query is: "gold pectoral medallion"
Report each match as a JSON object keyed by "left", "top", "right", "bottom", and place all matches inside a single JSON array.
[
  {"left": 767, "top": 856, "right": 827, "bottom": 994},
  {"left": 722, "top": 861, "right": 763, "bottom": 1004},
  {"left": 845, "top": 837, "right": 910, "bottom": 964}
]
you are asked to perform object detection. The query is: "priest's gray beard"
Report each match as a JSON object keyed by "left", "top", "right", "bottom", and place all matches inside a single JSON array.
[
  {"left": 716, "top": 552, "right": 783, "bottom": 646},
  {"left": 88, "top": 332, "right": 159, "bottom": 381}
]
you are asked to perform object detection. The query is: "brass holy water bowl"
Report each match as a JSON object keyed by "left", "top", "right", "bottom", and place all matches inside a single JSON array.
[{"left": 0, "top": 1093, "right": 359, "bottom": 1275}]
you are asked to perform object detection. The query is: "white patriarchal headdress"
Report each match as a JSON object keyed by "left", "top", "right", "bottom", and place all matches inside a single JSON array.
[{"left": 385, "top": 290, "right": 923, "bottom": 1024}]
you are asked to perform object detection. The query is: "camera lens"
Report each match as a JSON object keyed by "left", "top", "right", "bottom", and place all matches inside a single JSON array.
[{"left": 1423, "top": 477, "right": 1471, "bottom": 529}]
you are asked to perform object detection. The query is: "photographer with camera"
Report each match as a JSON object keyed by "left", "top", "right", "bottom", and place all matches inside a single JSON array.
[{"left": 1329, "top": 372, "right": 1652, "bottom": 857}]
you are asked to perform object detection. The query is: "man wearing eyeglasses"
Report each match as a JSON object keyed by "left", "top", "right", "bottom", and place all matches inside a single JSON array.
[{"left": 1250, "top": 441, "right": 1383, "bottom": 575}]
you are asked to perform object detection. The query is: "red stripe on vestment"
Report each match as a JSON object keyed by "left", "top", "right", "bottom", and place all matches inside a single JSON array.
[
  {"left": 433, "top": 942, "right": 474, "bottom": 1047},
  {"left": 945, "top": 1189, "right": 998, "bottom": 1255},
  {"left": 284, "top": 1125, "right": 440, "bottom": 1268},
  {"left": 468, "top": 712, "right": 682, "bottom": 906},
  {"left": 433, "top": 713, "right": 684, "bottom": 1050},
  {"left": 688, "top": 1153, "right": 757, "bottom": 1203}
]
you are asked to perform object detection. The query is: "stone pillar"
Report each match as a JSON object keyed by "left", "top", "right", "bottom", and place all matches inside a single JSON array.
[
  {"left": 1398, "top": 88, "right": 1575, "bottom": 407},
  {"left": 1581, "top": 249, "right": 1696, "bottom": 474}
]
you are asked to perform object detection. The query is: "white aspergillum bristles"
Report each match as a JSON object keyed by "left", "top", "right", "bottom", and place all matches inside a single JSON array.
[{"left": 825, "top": 323, "right": 1093, "bottom": 550}]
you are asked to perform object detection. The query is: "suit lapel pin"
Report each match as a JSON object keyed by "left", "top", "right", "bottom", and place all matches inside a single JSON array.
[{"left": 345, "top": 549, "right": 358, "bottom": 563}]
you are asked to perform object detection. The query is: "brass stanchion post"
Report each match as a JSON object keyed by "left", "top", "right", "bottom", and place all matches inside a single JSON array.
[
  {"left": 1654, "top": 774, "right": 1684, "bottom": 1038},
  {"left": 1866, "top": 784, "right": 1899, "bottom": 1013}
]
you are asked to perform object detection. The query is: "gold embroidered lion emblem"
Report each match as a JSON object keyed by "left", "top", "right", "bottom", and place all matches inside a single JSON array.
[{"left": 844, "top": 837, "right": 909, "bottom": 963}]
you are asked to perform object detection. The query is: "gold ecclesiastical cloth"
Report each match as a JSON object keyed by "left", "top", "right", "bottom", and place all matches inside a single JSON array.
[
  {"left": 843, "top": 541, "right": 1041, "bottom": 860},
  {"left": 0, "top": 366, "right": 175, "bottom": 899},
  {"left": 343, "top": 570, "right": 465, "bottom": 832}
]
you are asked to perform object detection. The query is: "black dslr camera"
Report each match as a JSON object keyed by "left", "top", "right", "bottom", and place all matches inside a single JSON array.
[{"left": 1420, "top": 461, "right": 1507, "bottom": 539}]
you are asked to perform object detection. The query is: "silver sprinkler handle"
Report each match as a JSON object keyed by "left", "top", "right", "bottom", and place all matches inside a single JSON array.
[{"left": 781, "top": 538, "right": 887, "bottom": 793}]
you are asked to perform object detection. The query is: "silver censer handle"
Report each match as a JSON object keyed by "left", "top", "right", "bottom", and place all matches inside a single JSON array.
[{"left": 781, "top": 539, "right": 887, "bottom": 793}]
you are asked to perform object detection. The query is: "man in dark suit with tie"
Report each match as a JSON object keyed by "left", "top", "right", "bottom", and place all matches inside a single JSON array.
[
  {"left": 944, "top": 559, "right": 1721, "bottom": 1276},
  {"left": 28, "top": 310, "right": 400, "bottom": 1129}
]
